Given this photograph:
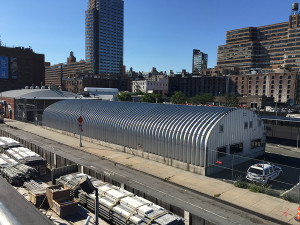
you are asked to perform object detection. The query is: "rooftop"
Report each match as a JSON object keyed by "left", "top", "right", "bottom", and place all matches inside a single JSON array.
[{"left": 0, "top": 89, "right": 80, "bottom": 99}]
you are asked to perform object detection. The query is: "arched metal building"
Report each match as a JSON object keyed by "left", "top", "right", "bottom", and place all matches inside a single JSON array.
[{"left": 42, "top": 100, "right": 265, "bottom": 175}]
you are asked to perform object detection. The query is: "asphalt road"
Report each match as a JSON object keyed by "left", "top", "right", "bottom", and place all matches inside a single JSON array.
[
  {"left": 0, "top": 176, "right": 53, "bottom": 225},
  {"left": 211, "top": 143, "right": 300, "bottom": 192},
  {"left": 266, "top": 143, "right": 300, "bottom": 160},
  {"left": 0, "top": 125, "right": 285, "bottom": 225}
]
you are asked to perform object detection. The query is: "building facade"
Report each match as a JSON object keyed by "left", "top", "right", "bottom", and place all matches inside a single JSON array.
[
  {"left": 168, "top": 70, "right": 298, "bottom": 104},
  {"left": 0, "top": 46, "right": 45, "bottom": 92},
  {"left": 64, "top": 74, "right": 130, "bottom": 94},
  {"left": 228, "top": 71, "right": 297, "bottom": 103},
  {"left": 43, "top": 101, "right": 265, "bottom": 175},
  {"left": 192, "top": 49, "right": 208, "bottom": 74},
  {"left": 132, "top": 77, "right": 168, "bottom": 96},
  {"left": 217, "top": 4, "right": 300, "bottom": 73},
  {"left": 85, "top": 0, "right": 124, "bottom": 76},
  {"left": 45, "top": 52, "right": 89, "bottom": 87}
]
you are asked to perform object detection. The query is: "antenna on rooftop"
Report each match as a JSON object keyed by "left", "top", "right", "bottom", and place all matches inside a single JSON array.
[{"left": 291, "top": 3, "right": 299, "bottom": 15}]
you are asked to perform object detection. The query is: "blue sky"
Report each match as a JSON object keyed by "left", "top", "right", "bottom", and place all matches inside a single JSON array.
[{"left": 0, "top": 0, "right": 297, "bottom": 73}]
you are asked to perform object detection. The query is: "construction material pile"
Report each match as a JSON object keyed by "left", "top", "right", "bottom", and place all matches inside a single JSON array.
[
  {"left": 57, "top": 173, "right": 184, "bottom": 225},
  {"left": 0, "top": 154, "right": 18, "bottom": 168},
  {"left": 0, "top": 137, "right": 47, "bottom": 175},
  {"left": 1, "top": 164, "right": 38, "bottom": 186},
  {"left": 0, "top": 137, "right": 20, "bottom": 149},
  {"left": 56, "top": 172, "right": 104, "bottom": 198},
  {"left": 24, "top": 180, "right": 49, "bottom": 208},
  {"left": 46, "top": 185, "right": 78, "bottom": 217},
  {"left": 6, "top": 147, "right": 46, "bottom": 167},
  {"left": 24, "top": 179, "right": 47, "bottom": 193}
]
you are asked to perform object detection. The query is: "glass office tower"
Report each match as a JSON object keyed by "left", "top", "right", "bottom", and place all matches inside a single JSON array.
[
  {"left": 192, "top": 49, "right": 208, "bottom": 74},
  {"left": 86, "top": 0, "right": 124, "bottom": 76}
]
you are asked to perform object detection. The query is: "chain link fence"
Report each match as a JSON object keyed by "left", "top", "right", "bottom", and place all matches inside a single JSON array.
[{"left": 208, "top": 149, "right": 300, "bottom": 203}]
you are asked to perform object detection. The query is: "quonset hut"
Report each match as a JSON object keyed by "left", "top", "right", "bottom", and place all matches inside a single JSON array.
[{"left": 42, "top": 100, "right": 265, "bottom": 175}]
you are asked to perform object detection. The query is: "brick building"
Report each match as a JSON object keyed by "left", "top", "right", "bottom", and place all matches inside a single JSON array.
[
  {"left": 0, "top": 46, "right": 45, "bottom": 92},
  {"left": 45, "top": 52, "right": 89, "bottom": 88},
  {"left": 64, "top": 74, "right": 130, "bottom": 94},
  {"left": 168, "top": 70, "right": 298, "bottom": 105},
  {"left": 217, "top": 4, "right": 300, "bottom": 73}
]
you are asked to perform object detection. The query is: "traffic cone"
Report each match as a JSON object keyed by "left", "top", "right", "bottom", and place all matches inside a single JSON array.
[{"left": 296, "top": 206, "right": 300, "bottom": 222}]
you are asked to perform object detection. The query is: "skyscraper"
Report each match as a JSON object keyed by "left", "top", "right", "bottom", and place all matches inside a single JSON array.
[
  {"left": 85, "top": 0, "right": 124, "bottom": 76},
  {"left": 192, "top": 49, "right": 208, "bottom": 74}
]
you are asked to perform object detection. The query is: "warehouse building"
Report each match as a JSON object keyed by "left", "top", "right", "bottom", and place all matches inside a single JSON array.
[
  {"left": 0, "top": 88, "right": 79, "bottom": 122},
  {"left": 42, "top": 101, "right": 265, "bottom": 175}
]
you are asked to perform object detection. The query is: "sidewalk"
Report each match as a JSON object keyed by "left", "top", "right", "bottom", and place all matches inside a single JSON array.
[{"left": 4, "top": 119, "right": 300, "bottom": 224}]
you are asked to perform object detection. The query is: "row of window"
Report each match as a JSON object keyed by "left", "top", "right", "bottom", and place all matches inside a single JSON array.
[
  {"left": 217, "top": 139, "right": 262, "bottom": 158},
  {"left": 219, "top": 120, "right": 260, "bottom": 133}
]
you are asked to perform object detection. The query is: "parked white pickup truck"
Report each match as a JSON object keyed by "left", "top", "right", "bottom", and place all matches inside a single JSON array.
[{"left": 246, "top": 162, "right": 282, "bottom": 184}]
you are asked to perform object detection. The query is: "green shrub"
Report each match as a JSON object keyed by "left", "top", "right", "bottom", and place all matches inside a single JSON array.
[
  {"left": 249, "top": 183, "right": 272, "bottom": 194},
  {"left": 234, "top": 176, "right": 248, "bottom": 189},
  {"left": 281, "top": 193, "right": 297, "bottom": 202},
  {"left": 249, "top": 183, "right": 261, "bottom": 192},
  {"left": 260, "top": 184, "right": 272, "bottom": 194}
]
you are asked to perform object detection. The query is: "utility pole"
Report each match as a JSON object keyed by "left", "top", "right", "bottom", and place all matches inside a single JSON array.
[
  {"left": 79, "top": 97, "right": 83, "bottom": 147},
  {"left": 231, "top": 153, "right": 235, "bottom": 183}
]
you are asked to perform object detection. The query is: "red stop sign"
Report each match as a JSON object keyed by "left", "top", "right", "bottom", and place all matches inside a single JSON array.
[{"left": 78, "top": 116, "right": 83, "bottom": 123}]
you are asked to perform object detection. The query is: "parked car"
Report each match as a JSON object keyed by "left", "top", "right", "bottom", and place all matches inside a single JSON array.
[{"left": 246, "top": 162, "right": 282, "bottom": 184}]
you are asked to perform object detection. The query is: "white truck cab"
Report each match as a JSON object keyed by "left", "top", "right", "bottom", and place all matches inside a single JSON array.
[{"left": 246, "top": 162, "right": 282, "bottom": 184}]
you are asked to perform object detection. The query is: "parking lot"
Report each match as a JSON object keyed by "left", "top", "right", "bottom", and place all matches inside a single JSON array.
[{"left": 209, "top": 151, "right": 300, "bottom": 194}]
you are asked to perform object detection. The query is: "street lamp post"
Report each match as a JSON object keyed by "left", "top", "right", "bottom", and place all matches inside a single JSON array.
[
  {"left": 79, "top": 97, "right": 83, "bottom": 147},
  {"left": 34, "top": 97, "right": 37, "bottom": 126},
  {"left": 79, "top": 176, "right": 99, "bottom": 225}
]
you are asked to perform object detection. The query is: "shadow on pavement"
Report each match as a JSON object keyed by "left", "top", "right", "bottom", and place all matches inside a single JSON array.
[{"left": 209, "top": 152, "right": 300, "bottom": 193}]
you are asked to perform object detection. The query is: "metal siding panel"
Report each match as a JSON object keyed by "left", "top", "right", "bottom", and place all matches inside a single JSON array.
[{"left": 43, "top": 101, "right": 260, "bottom": 168}]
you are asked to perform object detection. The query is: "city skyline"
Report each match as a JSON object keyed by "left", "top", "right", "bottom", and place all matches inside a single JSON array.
[
  {"left": 85, "top": 0, "right": 124, "bottom": 75},
  {"left": 0, "top": 0, "right": 297, "bottom": 73}
]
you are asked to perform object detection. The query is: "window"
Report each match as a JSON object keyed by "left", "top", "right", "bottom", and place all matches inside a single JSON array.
[
  {"left": 244, "top": 122, "right": 248, "bottom": 129},
  {"left": 219, "top": 124, "right": 224, "bottom": 133},
  {"left": 265, "top": 169, "right": 270, "bottom": 175},
  {"left": 230, "top": 143, "right": 243, "bottom": 154},
  {"left": 249, "top": 121, "right": 253, "bottom": 128},
  {"left": 217, "top": 146, "right": 227, "bottom": 158},
  {"left": 251, "top": 139, "right": 262, "bottom": 149}
]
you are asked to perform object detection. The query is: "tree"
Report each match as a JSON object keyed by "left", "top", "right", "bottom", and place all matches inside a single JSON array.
[
  {"left": 224, "top": 93, "right": 239, "bottom": 107},
  {"left": 189, "top": 93, "right": 215, "bottom": 105},
  {"left": 171, "top": 91, "right": 186, "bottom": 104},
  {"left": 140, "top": 93, "right": 163, "bottom": 103},
  {"left": 117, "top": 92, "right": 132, "bottom": 102},
  {"left": 134, "top": 90, "right": 144, "bottom": 96}
]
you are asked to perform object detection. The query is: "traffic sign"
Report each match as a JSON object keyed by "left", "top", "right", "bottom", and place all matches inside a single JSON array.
[{"left": 78, "top": 116, "right": 83, "bottom": 123}]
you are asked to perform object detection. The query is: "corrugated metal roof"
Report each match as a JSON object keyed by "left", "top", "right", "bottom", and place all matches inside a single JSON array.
[
  {"left": 42, "top": 100, "right": 235, "bottom": 166},
  {"left": 0, "top": 89, "right": 79, "bottom": 99}
]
